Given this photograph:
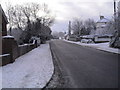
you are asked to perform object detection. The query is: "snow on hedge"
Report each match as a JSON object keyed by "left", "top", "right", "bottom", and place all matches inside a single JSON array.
[{"left": 1, "top": 43, "right": 54, "bottom": 88}]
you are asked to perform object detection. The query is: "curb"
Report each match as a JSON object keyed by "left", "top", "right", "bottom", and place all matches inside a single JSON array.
[
  {"left": 42, "top": 43, "right": 55, "bottom": 90},
  {"left": 65, "top": 40, "right": 120, "bottom": 55}
]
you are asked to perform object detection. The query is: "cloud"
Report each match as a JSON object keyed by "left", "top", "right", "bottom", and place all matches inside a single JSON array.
[
  {"left": 51, "top": 1, "right": 114, "bottom": 32},
  {"left": 1, "top": 0, "right": 116, "bottom": 32}
]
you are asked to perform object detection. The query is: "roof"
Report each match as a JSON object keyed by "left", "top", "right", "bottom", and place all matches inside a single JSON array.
[
  {"left": 97, "top": 18, "right": 109, "bottom": 23},
  {"left": 0, "top": 4, "right": 8, "bottom": 24}
]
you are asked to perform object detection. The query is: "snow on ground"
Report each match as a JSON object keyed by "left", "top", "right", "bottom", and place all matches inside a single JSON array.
[
  {"left": 64, "top": 40, "right": 120, "bottom": 54},
  {"left": 1, "top": 43, "right": 54, "bottom": 88}
]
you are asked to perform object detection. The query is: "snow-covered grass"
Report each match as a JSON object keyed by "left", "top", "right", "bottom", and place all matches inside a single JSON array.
[
  {"left": 1, "top": 43, "right": 54, "bottom": 88},
  {"left": 65, "top": 40, "right": 120, "bottom": 54}
]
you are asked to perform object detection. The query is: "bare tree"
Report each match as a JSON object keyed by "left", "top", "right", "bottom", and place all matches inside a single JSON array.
[
  {"left": 105, "top": 20, "right": 115, "bottom": 35},
  {"left": 72, "top": 18, "right": 83, "bottom": 35},
  {"left": 84, "top": 19, "right": 96, "bottom": 34},
  {"left": 6, "top": 2, "right": 55, "bottom": 43},
  {"left": 6, "top": 4, "right": 15, "bottom": 28},
  {"left": 21, "top": 3, "right": 41, "bottom": 22},
  {"left": 6, "top": 4, "right": 26, "bottom": 29},
  {"left": 40, "top": 3, "right": 55, "bottom": 26},
  {"left": 109, "top": 12, "right": 120, "bottom": 48},
  {"left": 6, "top": 2, "right": 55, "bottom": 30}
]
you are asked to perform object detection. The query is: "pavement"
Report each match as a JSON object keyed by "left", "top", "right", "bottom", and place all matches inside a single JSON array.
[
  {"left": 1, "top": 43, "right": 54, "bottom": 88},
  {"left": 50, "top": 40, "right": 118, "bottom": 88}
]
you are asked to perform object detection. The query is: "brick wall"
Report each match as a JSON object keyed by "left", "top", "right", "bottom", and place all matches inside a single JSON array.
[{"left": 1, "top": 37, "right": 37, "bottom": 66}]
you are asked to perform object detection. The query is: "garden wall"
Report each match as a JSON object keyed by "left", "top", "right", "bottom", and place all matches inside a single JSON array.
[{"left": 0, "top": 36, "right": 37, "bottom": 66}]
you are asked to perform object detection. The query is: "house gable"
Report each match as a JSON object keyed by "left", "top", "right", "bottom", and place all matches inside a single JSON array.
[
  {"left": 96, "top": 16, "right": 109, "bottom": 28},
  {"left": 0, "top": 4, "right": 8, "bottom": 36}
]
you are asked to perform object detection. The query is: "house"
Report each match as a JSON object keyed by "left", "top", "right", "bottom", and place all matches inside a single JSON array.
[
  {"left": 95, "top": 16, "right": 109, "bottom": 35},
  {"left": 96, "top": 16, "right": 109, "bottom": 28},
  {"left": 79, "top": 16, "right": 113, "bottom": 43},
  {"left": 0, "top": 5, "right": 10, "bottom": 66},
  {"left": 0, "top": 4, "right": 8, "bottom": 36},
  {"left": 0, "top": 5, "right": 8, "bottom": 56}
]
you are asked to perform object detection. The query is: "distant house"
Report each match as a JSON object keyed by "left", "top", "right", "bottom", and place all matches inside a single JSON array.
[
  {"left": 78, "top": 16, "right": 113, "bottom": 43},
  {"left": 96, "top": 16, "right": 109, "bottom": 28},
  {"left": 95, "top": 16, "right": 109, "bottom": 35},
  {"left": 0, "top": 4, "right": 8, "bottom": 36}
]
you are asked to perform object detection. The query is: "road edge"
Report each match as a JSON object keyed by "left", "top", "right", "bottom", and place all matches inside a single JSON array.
[
  {"left": 64, "top": 40, "right": 120, "bottom": 55},
  {"left": 41, "top": 42, "right": 55, "bottom": 90},
  {"left": 42, "top": 41, "right": 65, "bottom": 89}
]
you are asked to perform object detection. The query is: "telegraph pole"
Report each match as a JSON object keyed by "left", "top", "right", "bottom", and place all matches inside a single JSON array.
[
  {"left": 118, "top": 1, "right": 120, "bottom": 36},
  {"left": 114, "top": 0, "right": 117, "bottom": 30},
  {"left": 68, "top": 21, "right": 71, "bottom": 36}
]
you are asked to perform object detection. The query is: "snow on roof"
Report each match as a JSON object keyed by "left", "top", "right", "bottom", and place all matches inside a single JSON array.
[{"left": 97, "top": 18, "right": 109, "bottom": 23}]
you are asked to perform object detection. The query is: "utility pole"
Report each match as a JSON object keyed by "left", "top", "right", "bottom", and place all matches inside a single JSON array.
[
  {"left": 118, "top": 1, "right": 120, "bottom": 36},
  {"left": 68, "top": 21, "right": 71, "bottom": 36},
  {"left": 114, "top": 0, "right": 117, "bottom": 30}
]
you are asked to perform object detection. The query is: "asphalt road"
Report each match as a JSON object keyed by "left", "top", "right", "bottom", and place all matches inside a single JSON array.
[{"left": 50, "top": 40, "right": 118, "bottom": 88}]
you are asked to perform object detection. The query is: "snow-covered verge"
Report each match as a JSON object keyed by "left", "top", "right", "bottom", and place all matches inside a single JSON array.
[
  {"left": 64, "top": 40, "right": 120, "bottom": 54},
  {"left": 0, "top": 43, "right": 54, "bottom": 88}
]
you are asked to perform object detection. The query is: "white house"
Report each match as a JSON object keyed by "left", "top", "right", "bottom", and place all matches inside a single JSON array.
[
  {"left": 96, "top": 16, "right": 109, "bottom": 28},
  {"left": 95, "top": 16, "right": 109, "bottom": 35}
]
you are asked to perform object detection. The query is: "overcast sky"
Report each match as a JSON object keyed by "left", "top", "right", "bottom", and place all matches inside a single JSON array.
[{"left": 0, "top": 0, "right": 119, "bottom": 33}]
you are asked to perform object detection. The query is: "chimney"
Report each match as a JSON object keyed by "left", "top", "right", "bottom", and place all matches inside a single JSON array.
[{"left": 100, "top": 16, "right": 104, "bottom": 20}]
